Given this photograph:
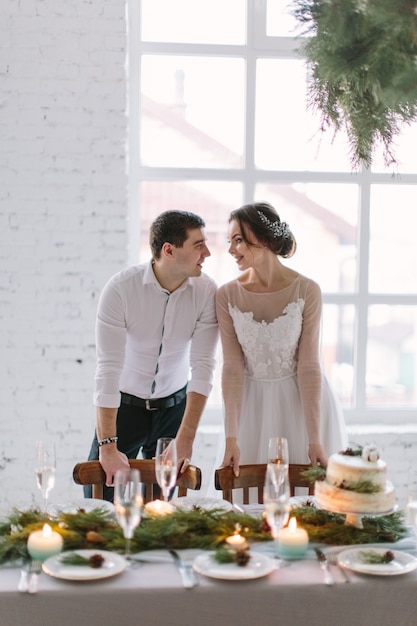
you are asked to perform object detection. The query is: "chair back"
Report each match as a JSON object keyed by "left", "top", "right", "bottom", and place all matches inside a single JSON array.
[
  {"left": 73, "top": 458, "right": 202, "bottom": 502},
  {"left": 214, "top": 463, "right": 314, "bottom": 504}
]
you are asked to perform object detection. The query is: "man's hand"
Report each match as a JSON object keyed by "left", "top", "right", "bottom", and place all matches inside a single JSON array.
[{"left": 99, "top": 445, "right": 130, "bottom": 486}]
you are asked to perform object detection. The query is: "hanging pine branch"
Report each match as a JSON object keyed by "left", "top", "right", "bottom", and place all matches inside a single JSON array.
[{"left": 291, "top": 0, "right": 417, "bottom": 168}]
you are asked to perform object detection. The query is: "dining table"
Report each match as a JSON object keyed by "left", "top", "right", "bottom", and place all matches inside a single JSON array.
[{"left": 1, "top": 500, "right": 417, "bottom": 626}]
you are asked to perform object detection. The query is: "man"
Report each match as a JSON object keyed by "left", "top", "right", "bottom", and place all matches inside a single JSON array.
[{"left": 85, "top": 210, "right": 218, "bottom": 501}]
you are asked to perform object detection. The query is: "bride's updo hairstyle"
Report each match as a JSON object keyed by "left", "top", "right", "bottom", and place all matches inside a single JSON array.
[{"left": 229, "top": 202, "right": 296, "bottom": 258}]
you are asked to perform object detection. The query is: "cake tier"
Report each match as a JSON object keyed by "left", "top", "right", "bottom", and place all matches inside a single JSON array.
[
  {"left": 315, "top": 480, "right": 396, "bottom": 514},
  {"left": 326, "top": 453, "right": 387, "bottom": 490}
]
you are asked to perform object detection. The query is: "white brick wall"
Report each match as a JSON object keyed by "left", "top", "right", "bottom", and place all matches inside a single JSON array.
[
  {"left": 0, "top": 0, "right": 128, "bottom": 512},
  {"left": 1, "top": 0, "right": 416, "bottom": 517}
]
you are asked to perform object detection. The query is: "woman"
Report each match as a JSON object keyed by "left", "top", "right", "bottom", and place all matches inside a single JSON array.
[{"left": 217, "top": 202, "right": 347, "bottom": 477}]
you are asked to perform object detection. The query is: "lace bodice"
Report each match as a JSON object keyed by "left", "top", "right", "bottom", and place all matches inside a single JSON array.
[{"left": 228, "top": 299, "right": 304, "bottom": 380}]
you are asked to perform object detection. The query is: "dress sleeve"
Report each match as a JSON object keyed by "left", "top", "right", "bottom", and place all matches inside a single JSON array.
[
  {"left": 216, "top": 285, "right": 245, "bottom": 438},
  {"left": 297, "top": 279, "right": 323, "bottom": 444}
]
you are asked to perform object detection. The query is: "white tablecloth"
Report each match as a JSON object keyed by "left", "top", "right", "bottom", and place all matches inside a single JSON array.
[{"left": 1, "top": 544, "right": 417, "bottom": 626}]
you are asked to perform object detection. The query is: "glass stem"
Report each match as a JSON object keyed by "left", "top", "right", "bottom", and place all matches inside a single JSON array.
[{"left": 125, "top": 536, "right": 131, "bottom": 559}]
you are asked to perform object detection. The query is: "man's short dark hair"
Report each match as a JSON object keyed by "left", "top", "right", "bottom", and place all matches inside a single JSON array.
[{"left": 150, "top": 211, "right": 205, "bottom": 259}]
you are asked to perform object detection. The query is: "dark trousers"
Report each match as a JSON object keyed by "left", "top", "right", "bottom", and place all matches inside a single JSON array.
[{"left": 84, "top": 397, "right": 186, "bottom": 502}]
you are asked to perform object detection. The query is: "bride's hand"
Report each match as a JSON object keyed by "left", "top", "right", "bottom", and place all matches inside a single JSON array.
[
  {"left": 221, "top": 437, "right": 240, "bottom": 477},
  {"left": 308, "top": 442, "right": 327, "bottom": 466}
]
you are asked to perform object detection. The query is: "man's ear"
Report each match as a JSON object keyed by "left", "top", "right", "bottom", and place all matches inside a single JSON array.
[{"left": 161, "top": 241, "right": 175, "bottom": 258}]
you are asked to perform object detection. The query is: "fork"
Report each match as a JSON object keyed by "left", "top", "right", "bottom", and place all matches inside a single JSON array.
[
  {"left": 327, "top": 553, "right": 351, "bottom": 583},
  {"left": 168, "top": 550, "right": 198, "bottom": 589}
]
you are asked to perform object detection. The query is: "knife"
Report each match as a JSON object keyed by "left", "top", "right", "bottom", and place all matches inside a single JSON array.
[
  {"left": 314, "top": 548, "right": 334, "bottom": 586},
  {"left": 168, "top": 550, "right": 198, "bottom": 589}
]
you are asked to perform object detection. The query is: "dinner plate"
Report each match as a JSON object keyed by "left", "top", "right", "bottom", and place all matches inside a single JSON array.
[
  {"left": 337, "top": 547, "right": 417, "bottom": 576},
  {"left": 171, "top": 496, "right": 233, "bottom": 512},
  {"left": 192, "top": 551, "right": 275, "bottom": 580},
  {"left": 50, "top": 499, "right": 115, "bottom": 515},
  {"left": 42, "top": 550, "right": 127, "bottom": 581}
]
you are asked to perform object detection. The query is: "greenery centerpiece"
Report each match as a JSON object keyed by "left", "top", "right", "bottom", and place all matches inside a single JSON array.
[{"left": 292, "top": 0, "right": 417, "bottom": 168}]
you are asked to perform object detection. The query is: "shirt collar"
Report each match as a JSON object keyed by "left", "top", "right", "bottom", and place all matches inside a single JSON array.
[{"left": 144, "top": 260, "right": 191, "bottom": 293}]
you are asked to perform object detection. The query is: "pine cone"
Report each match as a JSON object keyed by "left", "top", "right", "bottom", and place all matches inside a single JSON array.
[
  {"left": 236, "top": 550, "right": 251, "bottom": 567},
  {"left": 86, "top": 530, "right": 105, "bottom": 543},
  {"left": 89, "top": 553, "right": 105, "bottom": 569}
]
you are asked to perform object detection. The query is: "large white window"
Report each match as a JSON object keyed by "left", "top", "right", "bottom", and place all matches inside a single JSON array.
[{"left": 128, "top": 0, "right": 417, "bottom": 424}]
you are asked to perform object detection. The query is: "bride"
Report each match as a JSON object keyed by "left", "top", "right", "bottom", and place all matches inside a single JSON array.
[{"left": 216, "top": 201, "right": 347, "bottom": 478}]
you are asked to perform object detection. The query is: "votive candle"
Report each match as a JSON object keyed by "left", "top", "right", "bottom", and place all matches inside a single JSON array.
[
  {"left": 27, "top": 523, "right": 63, "bottom": 562},
  {"left": 277, "top": 517, "right": 309, "bottom": 558}
]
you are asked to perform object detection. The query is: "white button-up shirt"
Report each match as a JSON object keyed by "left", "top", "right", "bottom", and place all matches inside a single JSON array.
[{"left": 93, "top": 261, "right": 218, "bottom": 408}]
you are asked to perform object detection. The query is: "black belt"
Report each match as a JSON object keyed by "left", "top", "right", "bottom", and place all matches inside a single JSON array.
[{"left": 120, "top": 386, "right": 187, "bottom": 411}]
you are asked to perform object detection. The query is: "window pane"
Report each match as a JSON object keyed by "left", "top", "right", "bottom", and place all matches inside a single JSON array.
[
  {"left": 141, "top": 0, "right": 246, "bottom": 44},
  {"left": 369, "top": 186, "right": 417, "bottom": 294},
  {"left": 266, "top": 0, "right": 299, "bottom": 37},
  {"left": 367, "top": 305, "right": 417, "bottom": 406},
  {"left": 141, "top": 56, "right": 245, "bottom": 168},
  {"left": 255, "top": 182, "right": 358, "bottom": 292},
  {"left": 323, "top": 304, "right": 355, "bottom": 408},
  {"left": 256, "top": 59, "right": 352, "bottom": 172},
  {"left": 371, "top": 121, "right": 417, "bottom": 174}
]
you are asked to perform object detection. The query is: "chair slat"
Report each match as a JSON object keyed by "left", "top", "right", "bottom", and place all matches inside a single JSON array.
[
  {"left": 73, "top": 459, "right": 201, "bottom": 503},
  {"left": 214, "top": 463, "right": 314, "bottom": 504}
]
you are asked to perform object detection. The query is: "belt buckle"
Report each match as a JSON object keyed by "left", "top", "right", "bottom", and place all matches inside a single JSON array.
[{"left": 145, "top": 399, "right": 157, "bottom": 411}]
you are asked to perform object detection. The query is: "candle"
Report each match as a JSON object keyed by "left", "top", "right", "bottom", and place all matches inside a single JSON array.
[
  {"left": 277, "top": 517, "right": 309, "bottom": 558},
  {"left": 27, "top": 523, "right": 63, "bottom": 562},
  {"left": 144, "top": 499, "right": 174, "bottom": 516},
  {"left": 226, "top": 524, "right": 248, "bottom": 551}
]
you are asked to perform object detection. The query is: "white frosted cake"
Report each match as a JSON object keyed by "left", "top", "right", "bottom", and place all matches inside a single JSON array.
[{"left": 315, "top": 445, "right": 396, "bottom": 514}]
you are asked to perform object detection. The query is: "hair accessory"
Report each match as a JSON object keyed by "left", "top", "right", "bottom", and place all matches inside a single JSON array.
[{"left": 257, "top": 211, "right": 291, "bottom": 239}]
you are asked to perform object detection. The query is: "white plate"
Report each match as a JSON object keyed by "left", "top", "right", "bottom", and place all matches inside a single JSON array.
[
  {"left": 171, "top": 496, "right": 233, "bottom": 512},
  {"left": 337, "top": 547, "right": 417, "bottom": 576},
  {"left": 42, "top": 550, "right": 127, "bottom": 581},
  {"left": 192, "top": 551, "right": 275, "bottom": 580},
  {"left": 50, "top": 499, "right": 115, "bottom": 515}
]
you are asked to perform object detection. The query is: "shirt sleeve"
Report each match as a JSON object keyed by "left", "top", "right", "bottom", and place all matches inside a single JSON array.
[
  {"left": 216, "top": 285, "right": 245, "bottom": 438},
  {"left": 93, "top": 277, "right": 127, "bottom": 408},
  {"left": 188, "top": 277, "right": 219, "bottom": 397},
  {"left": 296, "top": 279, "right": 323, "bottom": 444}
]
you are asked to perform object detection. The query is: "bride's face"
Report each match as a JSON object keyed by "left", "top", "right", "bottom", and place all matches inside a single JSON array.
[{"left": 227, "top": 220, "right": 264, "bottom": 270}]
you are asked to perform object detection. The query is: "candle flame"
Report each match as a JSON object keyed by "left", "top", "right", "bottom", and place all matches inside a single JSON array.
[
  {"left": 42, "top": 523, "right": 52, "bottom": 537},
  {"left": 288, "top": 517, "right": 297, "bottom": 532}
]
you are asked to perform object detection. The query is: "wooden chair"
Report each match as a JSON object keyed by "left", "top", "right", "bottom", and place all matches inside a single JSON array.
[
  {"left": 214, "top": 463, "right": 314, "bottom": 504},
  {"left": 73, "top": 458, "right": 202, "bottom": 502}
]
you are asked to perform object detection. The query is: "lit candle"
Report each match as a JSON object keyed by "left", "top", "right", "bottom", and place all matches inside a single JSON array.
[
  {"left": 144, "top": 499, "right": 174, "bottom": 516},
  {"left": 277, "top": 517, "right": 309, "bottom": 558},
  {"left": 27, "top": 524, "right": 63, "bottom": 562},
  {"left": 226, "top": 524, "right": 248, "bottom": 551}
]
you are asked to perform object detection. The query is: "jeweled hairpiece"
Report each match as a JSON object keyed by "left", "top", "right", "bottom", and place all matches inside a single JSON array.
[{"left": 257, "top": 211, "right": 291, "bottom": 239}]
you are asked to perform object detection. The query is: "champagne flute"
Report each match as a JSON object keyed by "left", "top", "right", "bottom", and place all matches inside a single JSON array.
[
  {"left": 35, "top": 440, "right": 56, "bottom": 512},
  {"left": 268, "top": 436, "right": 289, "bottom": 470},
  {"left": 263, "top": 464, "right": 291, "bottom": 567},
  {"left": 406, "top": 467, "right": 417, "bottom": 533},
  {"left": 114, "top": 468, "right": 143, "bottom": 563},
  {"left": 155, "top": 437, "right": 177, "bottom": 502}
]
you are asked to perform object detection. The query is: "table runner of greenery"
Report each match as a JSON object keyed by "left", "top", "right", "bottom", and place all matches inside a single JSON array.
[{"left": 0, "top": 504, "right": 408, "bottom": 565}]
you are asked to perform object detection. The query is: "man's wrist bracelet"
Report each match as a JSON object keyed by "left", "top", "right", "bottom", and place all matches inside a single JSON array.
[{"left": 98, "top": 436, "right": 118, "bottom": 447}]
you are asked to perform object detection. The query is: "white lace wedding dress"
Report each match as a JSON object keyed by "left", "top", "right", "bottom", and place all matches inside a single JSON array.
[{"left": 215, "top": 275, "right": 347, "bottom": 467}]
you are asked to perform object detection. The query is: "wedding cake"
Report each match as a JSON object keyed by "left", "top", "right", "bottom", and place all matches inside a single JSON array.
[{"left": 315, "top": 445, "right": 396, "bottom": 514}]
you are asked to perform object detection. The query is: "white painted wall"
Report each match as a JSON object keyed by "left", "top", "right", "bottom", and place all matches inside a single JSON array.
[{"left": 1, "top": 0, "right": 415, "bottom": 516}]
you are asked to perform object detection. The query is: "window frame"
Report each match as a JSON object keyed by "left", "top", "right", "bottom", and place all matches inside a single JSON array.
[{"left": 128, "top": 0, "right": 417, "bottom": 426}]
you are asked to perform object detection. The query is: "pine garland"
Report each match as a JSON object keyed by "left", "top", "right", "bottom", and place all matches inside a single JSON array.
[
  {"left": 291, "top": 0, "right": 417, "bottom": 168},
  {"left": 0, "top": 504, "right": 408, "bottom": 565}
]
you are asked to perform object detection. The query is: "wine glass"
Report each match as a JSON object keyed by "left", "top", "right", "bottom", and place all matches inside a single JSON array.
[
  {"left": 268, "top": 436, "right": 289, "bottom": 470},
  {"left": 155, "top": 437, "right": 177, "bottom": 502},
  {"left": 35, "top": 440, "right": 56, "bottom": 511},
  {"left": 263, "top": 464, "right": 291, "bottom": 567},
  {"left": 406, "top": 467, "right": 417, "bottom": 536},
  {"left": 114, "top": 468, "right": 143, "bottom": 563}
]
